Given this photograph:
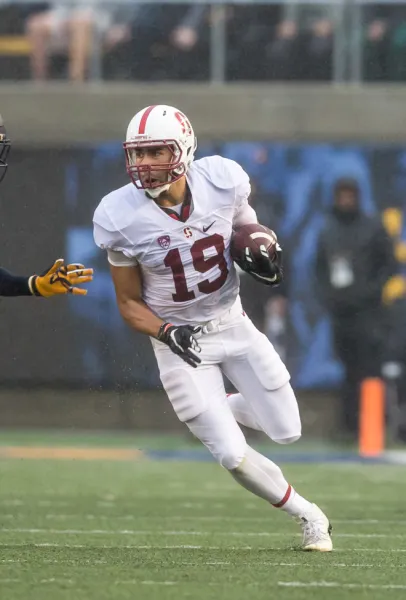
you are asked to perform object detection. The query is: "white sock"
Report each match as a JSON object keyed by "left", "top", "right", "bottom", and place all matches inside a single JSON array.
[
  {"left": 227, "top": 393, "right": 263, "bottom": 431},
  {"left": 230, "top": 445, "right": 313, "bottom": 517}
]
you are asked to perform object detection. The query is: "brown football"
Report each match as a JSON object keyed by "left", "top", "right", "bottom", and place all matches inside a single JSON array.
[{"left": 230, "top": 223, "right": 278, "bottom": 263}]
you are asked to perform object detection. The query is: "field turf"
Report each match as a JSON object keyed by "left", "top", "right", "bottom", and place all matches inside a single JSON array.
[{"left": 0, "top": 432, "right": 405, "bottom": 600}]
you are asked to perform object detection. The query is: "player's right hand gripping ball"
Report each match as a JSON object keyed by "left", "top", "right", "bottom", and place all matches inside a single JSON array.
[
  {"left": 230, "top": 223, "right": 283, "bottom": 286},
  {"left": 30, "top": 259, "right": 94, "bottom": 297},
  {"left": 157, "top": 323, "right": 202, "bottom": 368}
]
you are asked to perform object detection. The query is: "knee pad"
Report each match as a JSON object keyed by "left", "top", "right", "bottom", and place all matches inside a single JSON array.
[
  {"left": 219, "top": 445, "right": 247, "bottom": 470},
  {"left": 273, "top": 433, "right": 301, "bottom": 445}
]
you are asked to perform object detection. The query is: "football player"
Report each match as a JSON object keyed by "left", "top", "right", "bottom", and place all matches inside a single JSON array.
[
  {"left": 93, "top": 105, "right": 332, "bottom": 551},
  {"left": 0, "top": 114, "right": 93, "bottom": 297}
]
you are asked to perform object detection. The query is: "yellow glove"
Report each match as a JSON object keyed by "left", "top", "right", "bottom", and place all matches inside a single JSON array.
[
  {"left": 382, "top": 274, "right": 406, "bottom": 305},
  {"left": 29, "top": 258, "right": 93, "bottom": 298}
]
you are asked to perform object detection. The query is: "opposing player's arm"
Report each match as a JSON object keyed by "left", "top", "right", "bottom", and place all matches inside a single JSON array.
[
  {"left": 0, "top": 260, "right": 93, "bottom": 297},
  {"left": 0, "top": 267, "right": 32, "bottom": 297},
  {"left": 110, "top": 263, "right": 164, "bottom": 338}
]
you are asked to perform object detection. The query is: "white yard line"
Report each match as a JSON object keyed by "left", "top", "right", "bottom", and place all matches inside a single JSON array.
[
  {"left": 39, "top": 579, "right": 74, "bottom": 584},
  {"left": 0, "top": 500, "right": 69, "bottom": 507},
  {"left": 1, "top": 495, "right": 403, "bottom": 506},
  {"left": 1, "top": 528, "right": 405, "bottom": 539},
  {"left": 0, "top": 578, "right": 73, "bottom": 585},
  {"left": 181, "top": 561, "right": 375, "bottom": 568},
  {"left": 182, "top": 561, "right": 231, "bottom": 566},
  {"left": 132, "top": 581, "right": 177, "bottom": 585},
  {"left": 3, "top": 512, "right": 406, "bottom": 526},
  {"left": 2, "top": 495, "right": 403, "bottom": 505},
  {"left": 0, "top": 542, "right": 405, "bottom": 553},
  {"left": 44, "top": 515, "right": 406, "bottom": 525},
  {"left": 3, "top": 578, "right": 405, "bottom": 590},
  {"left": 278, "top": 581, "right": 406, "bottom": 590},
  {"left": 0, "top": 560, "right": 27, "bottom": 563}
]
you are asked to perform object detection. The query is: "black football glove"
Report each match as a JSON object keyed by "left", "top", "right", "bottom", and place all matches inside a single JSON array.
[
  {"left": 237, "top": 242, "right": 283, "bottom": 287},
  {"left": 157, "top": 323, "right": 202, "bottom": 368}
]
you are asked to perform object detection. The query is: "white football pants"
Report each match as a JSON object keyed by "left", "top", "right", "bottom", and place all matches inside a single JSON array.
[{"left": 151, "top": 297, "right": 301, "bottom": 470}]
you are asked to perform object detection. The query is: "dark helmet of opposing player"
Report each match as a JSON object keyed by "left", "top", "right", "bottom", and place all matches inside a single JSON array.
[{"left": 0, "top": 113, "right": 11, "bottom": 184}]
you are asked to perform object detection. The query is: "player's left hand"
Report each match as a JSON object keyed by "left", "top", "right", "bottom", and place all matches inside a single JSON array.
[
  {"left": 240, "top": 243, "right": 283, "bottom": 287},
  {"left": 157, "top": 323, "right": 202, "bottom": 368},
  {"left": 29, "top": 259, "right": 94, "bottom": 297}
]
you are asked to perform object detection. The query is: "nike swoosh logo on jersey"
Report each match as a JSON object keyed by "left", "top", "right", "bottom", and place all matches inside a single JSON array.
[{"left": 203, "top": 221, "right": 215, "bottom": 232}]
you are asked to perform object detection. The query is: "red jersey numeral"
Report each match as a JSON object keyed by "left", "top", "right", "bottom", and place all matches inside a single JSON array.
[{"left": 164, "top": 234, "right": 229, "bottom": 302}]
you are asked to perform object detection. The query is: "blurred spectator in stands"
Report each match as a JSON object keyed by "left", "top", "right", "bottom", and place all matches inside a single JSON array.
[
  {"left": 104, "top": 4, "right": 210, "bottom": 81},
  {"left": 363, "top": 17, "right": 390, "bottom": 81},
  {"left": 169, "top": 4, "right": 209, "bottom": 80},
  {"left": 382, "top": 294, "right": 406, "bottom": 442},
  {"left": 265, "top": 3, "right": 334, "bottom": 81},
  {"left": 304, "top": 17, "right": 333, "bottom": 81},
  {"left": 363, "top": 5, "right": 406, "bottom": 82},
  {"left": 227, "top": 5, "right": 281, "bottom": 80},
  {"left": 26, "top": 3, "right": 138, "bottom": 81},
  {"left": 315, "top": 178, "right": 396, "bottom": 439},
  {"left": 266, "top": 20, "right": 302, "bottom": 80}
]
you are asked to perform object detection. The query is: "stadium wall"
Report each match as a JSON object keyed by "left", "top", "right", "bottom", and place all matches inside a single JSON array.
[{"left": 2, "top": 83, "right": 406, "bottom": 144}]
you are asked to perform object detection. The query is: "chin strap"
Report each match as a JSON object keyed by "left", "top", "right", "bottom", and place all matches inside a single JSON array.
[{"left": 145, "top": 183, "right": 171, "bottom": 199}]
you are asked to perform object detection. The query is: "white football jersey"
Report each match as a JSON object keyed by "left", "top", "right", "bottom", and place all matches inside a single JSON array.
[{"left": 93, "top": 155, "right": 251, "bottom": 325}]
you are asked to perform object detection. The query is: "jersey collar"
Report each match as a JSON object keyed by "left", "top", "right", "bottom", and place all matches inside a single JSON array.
[{"left": 157, "top": 184, "right": 192, "bottom": 223}]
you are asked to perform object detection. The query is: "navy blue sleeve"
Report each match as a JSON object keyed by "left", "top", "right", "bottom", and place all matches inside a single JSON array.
[{"left": 0, "top": 267, "right": 32, "bottom": 297}]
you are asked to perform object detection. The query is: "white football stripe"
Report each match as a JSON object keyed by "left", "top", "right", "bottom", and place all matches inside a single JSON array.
[{"left": 250, "top": 231, "right": 276, "bottom": 244}]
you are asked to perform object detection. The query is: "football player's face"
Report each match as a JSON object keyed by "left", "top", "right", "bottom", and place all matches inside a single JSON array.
[{"left": 134, "top": 146, "right": 172, "bottom": 186}]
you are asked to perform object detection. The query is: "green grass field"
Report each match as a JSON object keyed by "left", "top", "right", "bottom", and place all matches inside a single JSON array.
[{"left": 0, "top": 432, "right": 405, "bottom": 600}]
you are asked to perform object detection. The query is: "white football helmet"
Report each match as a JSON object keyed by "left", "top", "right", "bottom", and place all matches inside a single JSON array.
[{"left": 124, "top": 105, "right": 197, "bottom": 198}]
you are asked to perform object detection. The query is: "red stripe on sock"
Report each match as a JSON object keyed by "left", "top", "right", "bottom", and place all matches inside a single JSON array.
[{"left": 272, "top": 484, "right": 292, "bottom": 508}]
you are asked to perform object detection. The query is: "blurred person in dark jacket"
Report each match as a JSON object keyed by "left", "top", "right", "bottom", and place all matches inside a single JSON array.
[
  {"left": 381, "top": 295, "right": 406, "bottom": 442},
  {"left": 315, "top": 178, "right": 396, "bottom": 438},
  {"left": 124, "top": 4, "right": 209, "bottom": 81}
]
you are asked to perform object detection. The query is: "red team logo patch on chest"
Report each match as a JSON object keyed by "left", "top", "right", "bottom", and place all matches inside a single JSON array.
[
  {"left": 184, "top": 227, "right": 193, "bottom": 239},
  {"left": 157, "top": 235, "right": 171, "bottom": 249}
]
